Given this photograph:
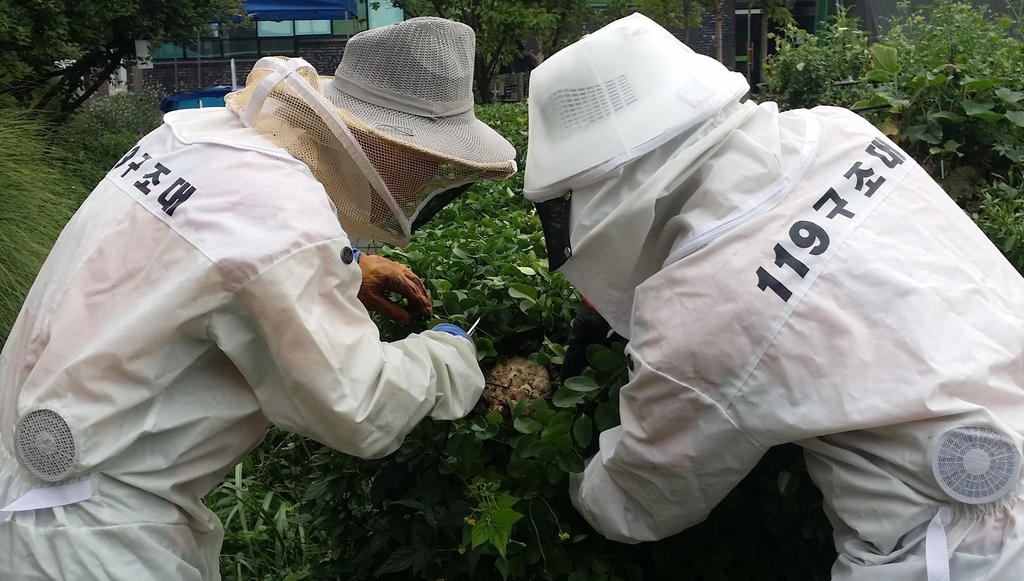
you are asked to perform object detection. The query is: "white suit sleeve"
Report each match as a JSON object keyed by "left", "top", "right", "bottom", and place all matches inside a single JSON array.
[
  {"left": 209, "top": 238, "right": 484, "bottom": 459},
  {"left": 571, "top": 350, "right": 767, "bottom": 543}
]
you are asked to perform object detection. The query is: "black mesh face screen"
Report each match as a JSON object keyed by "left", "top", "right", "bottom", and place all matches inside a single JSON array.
[
  {"left": 411, "top": 183, "right": 475, "bottom": 232},
  {"left": 534, "top": 191, "right": 573, "bottom": 270}
]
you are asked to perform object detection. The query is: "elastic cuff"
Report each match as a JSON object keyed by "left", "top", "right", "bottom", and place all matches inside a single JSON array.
[
  {"left": 352, "top": 248, "right": 362, "bottom": 263},
  {"left": 432, "top": 323, "right": 471, "bottom": 342}
]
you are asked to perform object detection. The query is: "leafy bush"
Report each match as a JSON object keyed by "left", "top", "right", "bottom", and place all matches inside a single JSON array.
[
  {"left": 853, "top": 1, "right": 1024, "bottom": 182},
  {"left": 763, "top": 1, "right": 1024, "bottom": 196},
  {"left": 58, "top": 87, "right": 166, "bottom": 190},
  {"left": 0, "top": 108, "right": 87, "bottom": 344},
  {"left": 969, "top": 169, "right": 1024, "bottom": 271},
  {"left": 760, "top": 12, "right": 872, "bottom": 110}
]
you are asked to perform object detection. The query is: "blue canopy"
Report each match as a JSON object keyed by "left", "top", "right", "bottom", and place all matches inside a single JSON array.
[
  {"left": 159, "top": 86, "right": 233, "bottom": 113},
  {"left": 242, "top": 0, "right": 358, "bottom": 21}
]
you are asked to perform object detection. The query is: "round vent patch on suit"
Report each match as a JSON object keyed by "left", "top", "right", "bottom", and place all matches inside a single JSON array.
[
  {"left": 932, "top": 426, "right": 1022, "bottom": 505},
  {"left": 15, "top": 409, "right": 76, "bottom": 482}
]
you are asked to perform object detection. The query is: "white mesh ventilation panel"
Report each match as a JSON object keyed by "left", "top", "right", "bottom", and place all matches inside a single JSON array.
[
  {"left": 541, "top": 75, "right": 639, "bottom": 134},
  {"left": 932, "top": 426, "right": 1021, "bottom": 504},
  {"left": 15, "top": 409, "right": 76, "bottom": 483}
]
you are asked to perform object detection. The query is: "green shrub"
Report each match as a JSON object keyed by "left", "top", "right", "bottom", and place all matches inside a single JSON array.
[
  {"left": 0, "top": 108, "right": 87, "bottom": 344},
  {"left": 854, "top": 1, "right": 1024, "bottom": 184},
  {"left": 760, "top": 12, "right": 872, "bottom": 110},
  {"left": 58, "top": 87, "right": 166, "bottom": 190},
  {"left": 969, "top": 169, "right": 1024, "bottom": 271}
]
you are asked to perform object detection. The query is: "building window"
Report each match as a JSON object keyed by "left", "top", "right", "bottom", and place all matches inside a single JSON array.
[
  {"left": 152, "top": 19, "right": 345, "bottom": 61},
  {"left": 257, "top": 20, "right": 294, "bottom": 36},
  {"left": 295, "top": 20, "right": 332, "bottom": 35}
]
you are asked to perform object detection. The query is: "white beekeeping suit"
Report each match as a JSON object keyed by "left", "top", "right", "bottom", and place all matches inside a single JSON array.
[
  {"left": 0, "top": 18, "right": 516, "bottom": 581},
  {"left": 524, "top": 13, "right": 1024, "bottom": 581}
]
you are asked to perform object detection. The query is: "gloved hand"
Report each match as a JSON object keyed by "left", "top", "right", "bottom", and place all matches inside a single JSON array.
[{"left": 357, "top": 253, "right": 432, "bottom": 325}]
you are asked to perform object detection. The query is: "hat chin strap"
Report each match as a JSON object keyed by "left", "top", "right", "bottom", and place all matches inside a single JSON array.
[{"left": 332, "top": 72, "right": 474, "bottom": 118}]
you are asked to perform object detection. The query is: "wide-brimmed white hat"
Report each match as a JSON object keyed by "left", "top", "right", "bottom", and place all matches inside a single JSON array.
[
  {"left": 524, "top": 13, "right": 749, "bottom": 201},
  {"left": 323, "top": 17, "right": 517, "bottom": 166}
]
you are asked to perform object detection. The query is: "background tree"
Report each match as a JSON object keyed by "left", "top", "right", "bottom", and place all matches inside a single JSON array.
[
  {"left": 698, "top": 0, "right": 727, "bottom": 62},
  {"left": 752, "top": 0, "right": 794, "bottom": 70},
  {"left": 0, "top": 0, "right": 242, "bottom": 114},
  {"left": 383, "top": 0, "right": 595, "bottom": 102},
  {"left": 606, "top": 0, "right": 704, "bottom": 44}
]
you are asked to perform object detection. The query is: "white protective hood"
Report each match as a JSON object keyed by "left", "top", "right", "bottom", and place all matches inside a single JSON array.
[
  {"left": 565, "top": 104, "right": 1024, "bottom": 581},
  {"left": 522, "top": 14, "right": 819, "bottom": 338}
]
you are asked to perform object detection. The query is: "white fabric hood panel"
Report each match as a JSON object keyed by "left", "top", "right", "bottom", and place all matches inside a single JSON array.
[
  {"left": 557, "top": 100, "right": 815, "bottom": 338},
  {"left": 567, "top": 106, "right": 1024, "bottom": 581},
  {"left": 0, "top": 108, "right": 484, "bottom": 580},
  {"left": 523, "top": 13, "right": 749, "bottom": 201}
]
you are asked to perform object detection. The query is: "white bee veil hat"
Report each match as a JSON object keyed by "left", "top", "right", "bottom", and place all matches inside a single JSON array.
[
  {"left": 226, "top": 18, "right": 517, "bottom": 246},
  {"left": 523, "top": 12, "right": 749, "bottom": 201}
]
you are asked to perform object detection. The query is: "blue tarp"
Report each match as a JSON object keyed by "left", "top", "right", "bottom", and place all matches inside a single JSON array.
[
  {"left": 160, "top": 86, "right": 233, "bottom": 112},
  {"left": 242, "top": 0, "right": 358, "bottom": 21}
]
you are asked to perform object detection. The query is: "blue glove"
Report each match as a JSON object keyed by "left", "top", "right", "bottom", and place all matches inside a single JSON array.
[
  {"left": 352, "top": 247, "right": 362, "bottom": 263},
  {"left": 432, "top": 323, "right": 471, "bottom": 342}
]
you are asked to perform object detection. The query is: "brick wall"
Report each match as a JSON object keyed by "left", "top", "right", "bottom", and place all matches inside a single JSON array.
[{"left": 141, "top": 37, "right": 348, "bottom": 96}]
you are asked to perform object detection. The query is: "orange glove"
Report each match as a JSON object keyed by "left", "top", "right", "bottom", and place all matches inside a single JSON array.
[{"left": 357, "top": 254, "right": 433, "bottom": 326}]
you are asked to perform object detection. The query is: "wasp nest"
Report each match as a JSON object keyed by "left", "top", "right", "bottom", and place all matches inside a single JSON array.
[{"left": 478, "top": 357, "right": 552, "bottom": 415}]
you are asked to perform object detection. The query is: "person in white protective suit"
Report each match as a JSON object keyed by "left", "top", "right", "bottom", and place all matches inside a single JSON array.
[
  {"left": 0, "top": 17, "right": 517, "bottom": 581},
  {"left": 523, "top": 13, "right": 1024, "bottom": 581}
]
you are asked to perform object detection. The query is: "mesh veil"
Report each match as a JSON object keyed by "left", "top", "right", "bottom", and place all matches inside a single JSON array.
[{"left": 226, "top": 57, "right": 514, "bottom": 246}]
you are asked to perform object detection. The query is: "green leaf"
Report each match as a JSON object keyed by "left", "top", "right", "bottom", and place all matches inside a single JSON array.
[
  {"left": 558, "top": 450, "right": 586, "bottom": 473},
  {"left": 996, "top": 88, "right": 1024, "bottom": 104},
  {"left": 496, "top": 556, "right": 512, "bottom": 580},
  {"left": 904, "top": 123, "right": 942, "bottom": 145},
  {"left": 594, "top": 403, "right": 620, "bottom": 432},
  {"left": 864, "top": 69, "right": 892, "bottom": 83},
  {"left": 563, "top": 376, "right": 601, "bottom": 393},
  {"left": 961, "top": 76, "right": 999, "bottom": 91},
  {"left": 375, "top": 546, "right": 418, "bottom": 575},
  {"left": 513, "top": 416, "right": 543, "bottom": 434},
  {"left": 489, "top": 508, "right": 524, "bottom": 557},
  {"left": 471, "top": 520, "right": 492, "bottom": 549},
  {"left": 961, "top": 100, "right": 1003, "bottom": 123},
  {"left": 441, "top": 292, "right": 462, "bottom": 315},
  {"left": 573, "top": 415, "right": 594, "bottom": 448},
  {"left": 586, "top": 344, "right": 623, "bottom": 372},
  {"left": 869, "top": 44, "right": 899, "bottom": 74},
  {"left": 1005, "top": 111, "right": 1024, "bottom": 127},
  {"left": 413, "top": 547, "right": 433, "bottom": 574},
  {"left": 517, "top": 266, "right": 536, "bottom": 275},
  {"left": 928, "top": 111, "right": 961, "bottom": 121},
  {"left": 777, "top": 470, "right": 800, "bottom": 496},
  {"left": 961, "top": 100, "right": 994, "bottom": 116},
  {"left": 390, "top": 499, "right": 427, "bottom": 511},
  {"left": 496, "top": 493, "right": 519, "bottom": 510},
  {"left": 510, "top": 396, "right": 529, "bottom": 418},
  {"left": 508, "top": 283, "right": 538, "bottom": 301},
  {"left": 552, "top": 386, "right": 586, "bottom": 408},
  {"left": 546, "top": 544, "right": 574, "bottom": 574}
]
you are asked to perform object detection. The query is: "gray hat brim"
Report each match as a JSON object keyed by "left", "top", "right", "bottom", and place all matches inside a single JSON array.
[{"left": 323, "top": 78, "right": 517, "bottom": 166}]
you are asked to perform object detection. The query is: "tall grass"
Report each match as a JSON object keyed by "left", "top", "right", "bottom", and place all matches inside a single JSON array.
[{"left": 0, "top": 109, "right": 87, "bottom": 344}]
